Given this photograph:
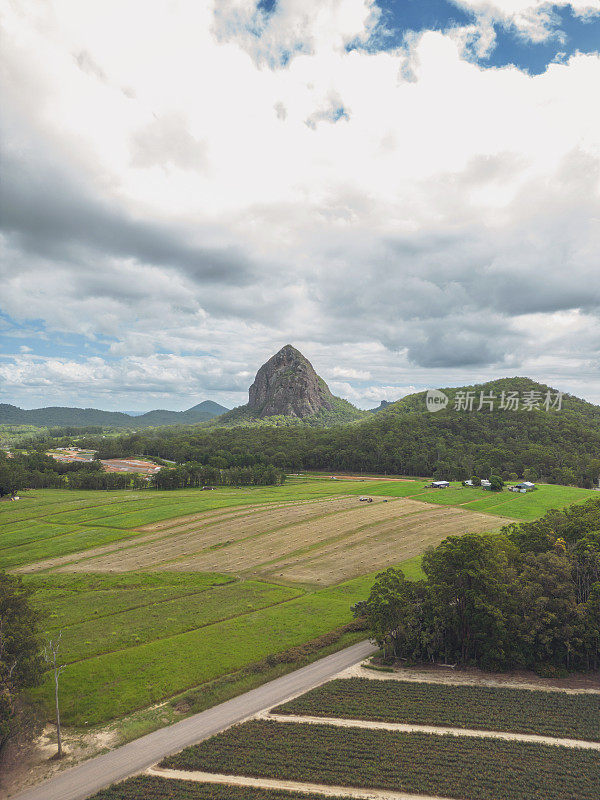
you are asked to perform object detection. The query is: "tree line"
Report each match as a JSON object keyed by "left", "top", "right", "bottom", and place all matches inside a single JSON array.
[
  {"left": 356, "top": 497, "right": 600, "bottom": 673},
  {"left": 0, "top": 451, "right": 284, "bottom": 496},
  {"left": 68, "top": 400, "right": 600, "bottom": 488},
  {"left": 150, "top": 463, "right": 284, "bottom": 489}
]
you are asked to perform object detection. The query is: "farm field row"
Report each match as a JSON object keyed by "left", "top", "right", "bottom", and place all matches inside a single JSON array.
[
  {"left": 30, "top": 572, "right": 236, "bottom": 627},
  {"left": 15, "top": 496, "right": 366, "bottom": 575},
  {"left": 0, "top": 484, "right": 380, "bottom": 570},
  {"left": 1, "top": 477, "right": 595, "bottom": 534},
  {"left": 274, "top": 677, "right": 600, "bottom": 741},
  {"left": 160, "top": 718, "right": 600, "bottom": 800},
  {"left": 88, "top": 776, "right": 354, "bottom": 800},
  {"left": 2, "top": 480, "right": 595, "bottom": 572},
  {"left": 0, "top": 481, "right": 374, "bottom": 529}
]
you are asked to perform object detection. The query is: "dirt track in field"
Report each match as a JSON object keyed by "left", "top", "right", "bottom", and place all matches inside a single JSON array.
[{"left": 23, "top": 496, "right": 511, "bottom": 585}]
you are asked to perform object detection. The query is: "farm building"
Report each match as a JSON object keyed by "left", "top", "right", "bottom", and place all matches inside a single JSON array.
[{"left": 431, "top": 480, "right": 450, "bottom": 488}]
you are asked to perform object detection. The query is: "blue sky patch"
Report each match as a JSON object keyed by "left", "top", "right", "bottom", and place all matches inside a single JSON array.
[
  {"left": 485, "top": 6, "right": 600, "bottom": 74},
  {"left": 358, "top": 1, "right": 600, "bottom": 75},
  {"left": 0, "top": 314, "right": 116, "bottom": 361}
]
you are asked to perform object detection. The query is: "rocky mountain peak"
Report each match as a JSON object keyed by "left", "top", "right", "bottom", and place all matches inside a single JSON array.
[{"left": 247, "top": 345, "right": 334, "bottom": 418}]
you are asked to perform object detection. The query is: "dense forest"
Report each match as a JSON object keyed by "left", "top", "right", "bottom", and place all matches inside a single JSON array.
[
  {"left": 59, "top": 378, "right": 600, "bottom": 488},
  {"left": 356, "top": 497, "right": 600, "bottom": 672},
  {"left": 4, "top": 378, "right": 600, "bottom": 492}
]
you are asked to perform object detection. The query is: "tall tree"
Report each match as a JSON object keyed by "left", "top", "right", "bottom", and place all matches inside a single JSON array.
[{"left": 0, "top": 573, "right": 43, "bottom": 747}]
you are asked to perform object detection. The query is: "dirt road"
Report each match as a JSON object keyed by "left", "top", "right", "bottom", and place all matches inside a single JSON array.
[{"left": 9, "top": 640, "right": 376, "bottom": 800}]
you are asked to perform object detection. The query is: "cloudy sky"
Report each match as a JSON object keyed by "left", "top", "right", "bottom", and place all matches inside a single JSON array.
[{"left": 1, "top": 0, "right": 599, "bottom": 411}]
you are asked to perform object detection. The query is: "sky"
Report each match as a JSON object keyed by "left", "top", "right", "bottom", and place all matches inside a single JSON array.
[{"left": 1, "top": 0, "right": 599, "bottom": 412}]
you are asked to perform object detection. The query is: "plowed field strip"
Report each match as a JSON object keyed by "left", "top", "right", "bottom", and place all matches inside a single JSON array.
[
  {"left": 137, "top": 497, "right": 360, "bottom": 532},
  {"left": 145, "top": 498, "right": 363, "bottom": 542},
  {"left": 137, "top": 501, "right": 419, "bottom": 573},
  {"left": 258, "top": 506, "right": 481, "bottom": 568},
  {"left": 252, "top": 509, "right": 432, "bottom": 568},
  {"left": 20, "top": 504, "right": 284, "bottom": 570},
  {"left": 262, "top": 511, "right": 508, "bottom": 585},
  {"left": 19, "top": 497, "right": 363, "bottom": 573}
]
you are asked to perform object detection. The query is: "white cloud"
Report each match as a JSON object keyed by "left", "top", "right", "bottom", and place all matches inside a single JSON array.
[
  {"left": 0, "top": 0, "right": 599, "bottom": 409},
  {"left": 454, "top": 1, "right": 600, "bottom": 43}
]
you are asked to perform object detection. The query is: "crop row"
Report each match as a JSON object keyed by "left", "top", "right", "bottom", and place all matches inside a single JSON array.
[
  {"left": 88, "top": 776, "right": 351, "bottom": 800},
  {"left": 160, "top": 719, "right": 600, "bottom": 800},
  {"left": 274, "top": 677, "right": 600, "bottom": 742}
]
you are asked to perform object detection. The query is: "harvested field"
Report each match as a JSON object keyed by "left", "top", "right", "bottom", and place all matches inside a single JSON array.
[
  {"left": 257, "top": 505, "right": 504, "bottom": 585},
  {"left": 17, "top": 496, "right": 360, "bottom": 574},
  {"left": 31, "top": 498, "right": 508, "bottom": 585},
  {"left": 273, "top": 677, "right": 600, "bottom": 741}
]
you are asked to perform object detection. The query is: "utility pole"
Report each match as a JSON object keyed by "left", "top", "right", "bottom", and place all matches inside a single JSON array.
[{"left": 44, "top": 632, "right": 66, "bottom": 759}]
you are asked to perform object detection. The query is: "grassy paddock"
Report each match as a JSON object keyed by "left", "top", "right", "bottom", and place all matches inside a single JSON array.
[
  {"left": 274, "top": 677, "right": 600, "bottom": 741},
  {"left": 28, "top": 571, "right": 380, "bottom": 725},
  {"left": 161, "top": 719, "right": 600, "bottom": 800},
  {"left": 28, "top": 572, "right": 235, "bottom": 627},
  {"left": 88, "top": 776, "right": 354, "bottom": 800},
  {"left": 32, "top": 576, "right": 301, "bottom": 663},
  {"left": 345, "top": 481, "right": 598, "bottom": 520}
]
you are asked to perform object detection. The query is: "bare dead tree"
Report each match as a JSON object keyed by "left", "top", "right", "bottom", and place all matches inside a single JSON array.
[{"left": 43, "top": 633, "right": 65, "bottom": 759}]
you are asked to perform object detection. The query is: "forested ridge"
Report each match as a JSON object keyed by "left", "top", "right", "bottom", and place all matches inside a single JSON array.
[{"left": 67, "top": 378, "right": 600, "bottom": 487}]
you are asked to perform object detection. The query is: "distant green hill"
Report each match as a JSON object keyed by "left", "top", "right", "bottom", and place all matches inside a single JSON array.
[
  {"left": 0, "top": 400, "right": 228, "bottom": 429},
  {"left": 100, "top": 377, "right": 600, "bottom": 488},
  {"left": 383, "top": 377, "right": 600, "bottom": 420}
]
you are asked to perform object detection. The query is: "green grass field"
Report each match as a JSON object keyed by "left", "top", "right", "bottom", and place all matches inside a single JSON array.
[
  {"left": 160, "top": 718, "right": 600, "bottom": 800},
  {"left": 28, "top": 571, "right": 381, "bottom": 725},
  {"left": 275, "top": 677, "right": 600, "bottom": 741},
  {"left": 3, "top": 478, "right": 595, "bottom": 729},
  {"left": 34, "top": 575, "right": 302, "bottom": 663},
  {"left": 343, "top": 480, "right": 598, "bottom": 520}
]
